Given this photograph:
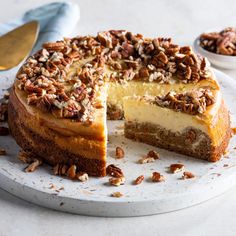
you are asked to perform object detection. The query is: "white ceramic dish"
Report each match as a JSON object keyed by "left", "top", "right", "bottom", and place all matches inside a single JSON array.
[
  {"left": 194, "top": 29, "right": 236, "bottom": 70},
  {"left": 0, "top": 69, "right": 236, "bottom": 217}
]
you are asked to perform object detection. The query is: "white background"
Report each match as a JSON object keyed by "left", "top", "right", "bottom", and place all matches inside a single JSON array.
[{"left": 1, "top": 0, "right": 236, "bottom": 235}]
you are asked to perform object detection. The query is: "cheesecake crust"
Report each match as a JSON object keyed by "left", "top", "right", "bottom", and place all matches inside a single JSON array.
[{"left": 124, "top": 120, "right": 231, "bottom": 162}]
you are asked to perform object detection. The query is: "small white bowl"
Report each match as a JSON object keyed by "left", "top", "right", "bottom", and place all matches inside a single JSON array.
[{"left": 193, "top": 33, "right": 236, "bottom": 70}]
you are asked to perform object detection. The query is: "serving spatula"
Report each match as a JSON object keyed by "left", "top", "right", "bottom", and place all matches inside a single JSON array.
[{"left": 0, "top": 21, "right": 39, "bottom": 71}]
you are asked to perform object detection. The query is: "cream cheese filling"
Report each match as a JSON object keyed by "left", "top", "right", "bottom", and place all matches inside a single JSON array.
[
  {"left": 123, "top": 97, "right": 209, "bottom": 133},
  {"left": 107, "top": 78, "right": 219, "bottom": 110}
]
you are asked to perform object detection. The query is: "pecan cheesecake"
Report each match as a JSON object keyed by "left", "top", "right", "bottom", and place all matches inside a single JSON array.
[{"left": 8, "top": 30, "right": 231, "bottom": 176}]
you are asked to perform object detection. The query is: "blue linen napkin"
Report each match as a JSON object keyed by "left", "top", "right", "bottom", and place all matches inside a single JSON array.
[{"left": 0, "top": 2, "right": 80, "bottom": 90}]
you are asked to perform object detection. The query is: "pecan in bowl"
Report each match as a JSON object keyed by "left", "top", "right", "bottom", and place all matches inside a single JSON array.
[
  {"left": 194, "top": 27, "right": 236, "bottom": 69},
  {"left": 199, "top": 27, "right": 236, "bottom": 56}
]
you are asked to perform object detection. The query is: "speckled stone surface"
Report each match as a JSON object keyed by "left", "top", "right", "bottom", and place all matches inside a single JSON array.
[
  {"left": 1, "top": 69, "right": 236, "bottom": 217},
  {"left": 2, "top": 0, "right": 236, "bottom": 235}
]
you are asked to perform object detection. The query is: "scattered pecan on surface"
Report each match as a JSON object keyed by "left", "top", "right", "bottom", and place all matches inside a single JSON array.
[
  {"left": 182, "top": 171, "right": 195, "bottom": 179},
  {"left": 151, "top": 172, "right": 165, "bottom": 182},
  {"left": 110, "top": 192, "right": 123, "bottom": 198},
  {"left": 106, "top": 164, "right": 124, "bottom": 178},
  {"left": 199, "top": 27, "right": 236, "bottom": 56},
  {"left": 133, "top": 175, "right": 144, "bottom": 185},
  {"left": 109, "top": 176, "right": 125, "bottom": 186},
  {"left": 169, "top": 164, "right": 185, "bottom": 173}
]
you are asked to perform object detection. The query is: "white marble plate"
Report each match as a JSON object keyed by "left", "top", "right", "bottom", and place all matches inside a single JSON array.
[{"left": 0, "top": 69, "right": 236, "bottom": 217}]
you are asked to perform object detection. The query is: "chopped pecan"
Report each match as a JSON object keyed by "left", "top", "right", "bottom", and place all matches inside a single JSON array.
[
  {"left": 109, "top": 176, "right": 125, "bottom": 186},
  {"left": 199, "top": 27, "right": 236, "bottom": 56},
  {"left": 111, "top": 191, "right": 123, "bottom": 198},
  {"left": 139, "top": 67, "right": 149, "bottom": 78},
  {"left": 179, "top": 46, "right": 192, "bottom": 55},
  {"left": 97, "top": 31, "right": 113, "bottom": 48},
  {"left": 154, "top": 88, "right": 215, "bottom": 115},
  {"left": 25, "top": 159, "right": 42, "bottom": 172},
  {"left": 151, "top": 172, "right": 165, "bottom": 182},
  {"left": 182, "top": 171, "right": 195, "bottom": 179},
  {"left": 106, "top": 164, "right": 124, "bottom": 178},
  {"left": 76, "top": 172, "right": 89, "bottom": 182},
  {"left": 169, "top": 164, "right": 185, "bottom": 173},
  {"left": 133, "top": 175, "right": 144, "bottom": 185},
  {"left": 121, "top": 42, "right": 134, "bottom": 58},
  {"left": 42, "top": 41, "right": 65, "bottom": 51}
]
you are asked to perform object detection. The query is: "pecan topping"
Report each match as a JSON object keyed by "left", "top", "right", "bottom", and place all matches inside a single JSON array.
[
  {"left": 153, "top": 88, "right": 215, "bottom": 115},
  {"left": 111, "top": 191, "right": 123, "bottom": 198},
  {"left": 42, "top": 42, "right": 65, "bottom": 52},
  {"left": 115, "top": 146, "right": 125, "bottom": 159},
  {"left": 0, "top": 126, "right": 9, "bottom": 136},
  {"left": 106, "top": 164, "right": 124, "bottom": 178},
  {"left": 151, "top": 172, "right": 165, "bottom": 182},
  {"left": 182, "top": 171, "right": 195, "bottom": 179},
  {"left": 133, "top": 175, "right": 144, "bottom": 185},
  {"left": 169, "top": 164, "right": 185, "bottom": 173},
  {"left": 139, "top": 67, "right": 149, "bottom": 78},
  {"left": 16, "top": 30, "right": 212, "bottom": 122},
  {"left": 200, "top": 27, "right": 236, "bottom": 55}
]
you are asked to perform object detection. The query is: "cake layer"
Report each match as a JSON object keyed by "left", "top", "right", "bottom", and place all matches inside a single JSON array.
[{"left": 124, "top": 121, "right": 231, "bottom": 162}]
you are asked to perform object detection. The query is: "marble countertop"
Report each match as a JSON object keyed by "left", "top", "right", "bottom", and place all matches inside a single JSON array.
[{"left": 1, "top": 0, "right": 236, "bottom": 235}]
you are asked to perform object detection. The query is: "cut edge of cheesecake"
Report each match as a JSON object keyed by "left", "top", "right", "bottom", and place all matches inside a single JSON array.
[{"left": 123, "top": 93, "right": 231, "bottom": 162}]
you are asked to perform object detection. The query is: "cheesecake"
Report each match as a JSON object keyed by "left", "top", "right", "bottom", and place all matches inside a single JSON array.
[{"left": 8, "top": 30, "right": 231, "bottom": 176}]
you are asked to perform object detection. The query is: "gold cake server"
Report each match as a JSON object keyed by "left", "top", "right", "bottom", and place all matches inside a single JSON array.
[{"left": 0, "top": 21, "right": 39, "bottom": 71}]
